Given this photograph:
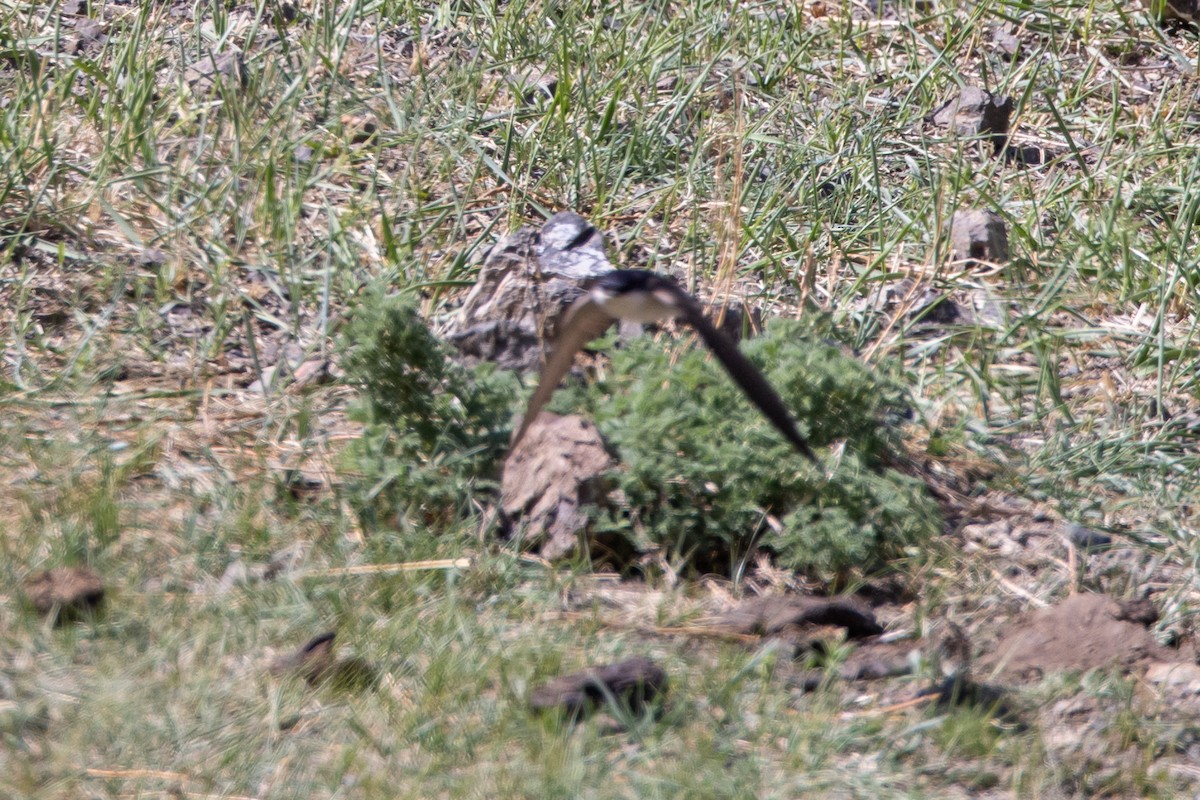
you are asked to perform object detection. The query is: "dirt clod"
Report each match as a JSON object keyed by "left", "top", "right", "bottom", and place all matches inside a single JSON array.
[
  {"left": 23, "top": 566, "right": 105, "bottom": 623},
  {"left": 980, "top": 593, "right": 1172, "bottom": 682},
  {"left": 501, "top": 413, "right": 615, "bottom": 560},
  {"left": 529, "top": 656, "right": 667, "bottom": 718}
]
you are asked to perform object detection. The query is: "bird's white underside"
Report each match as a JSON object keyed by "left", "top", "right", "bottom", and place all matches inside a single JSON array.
[{"left": 592, "top": 287, "right": 679, "bottom": 324}]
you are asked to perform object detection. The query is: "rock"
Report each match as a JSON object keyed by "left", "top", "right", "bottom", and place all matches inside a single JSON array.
[
  {"left": 500, "top": 413, "right": 616, "bottom": 560},
  {"left": 446, "top": 212, "right": 613, "bottom": 372},
  {"left": 185, "top": 51, "right": 248, "bottom": 95},
  {"left": 991, "top": 28, "right": 1021, "bottom": 59},
  {"left": 948, "top": 209, "right": 1008, "bottom": 268},
  {"left": 67, "top": 18, "right": 107, "bottom": 54},
  {"left": 930, "top": 87, "right": 1012, "bottom": 150},
  {"left": 60, "top": 0, "right": 88, "bottom": 16},
  {"left": 1145, "top": 661, "right": 1200, "bottom": 695},
  {"left": 529, "top": 656, "right": 667, "bottom": 718},
  {"left": 1066, "top": 523, "right": 1112, "bottom": 550},
  {"left": 23, "top": 567, "right": 105, "bottom": 623}
]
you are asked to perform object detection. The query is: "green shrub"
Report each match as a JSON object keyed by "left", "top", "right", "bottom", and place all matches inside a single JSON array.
[
  {"left": 581, "top": 318, "right": 939, "bottom": 576},
  {"left": 339, "top": 292, "right": 514, "bottom": 533}
]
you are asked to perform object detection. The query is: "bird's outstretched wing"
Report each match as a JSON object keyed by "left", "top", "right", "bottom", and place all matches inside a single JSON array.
[
  {"left": 651, "top": 281, "right": 819, "bottom": 464},
  {"left": 509, "top": 295, "right": 616, "bottom": 451}
]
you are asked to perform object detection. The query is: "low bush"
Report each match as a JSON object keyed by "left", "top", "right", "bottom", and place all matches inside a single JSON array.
[
  {"left": 339, "top": 292, "right": 514, "bottom": 534},
  {"left": 584, "top": 318, "right": 939, "bottom": 575},
  {"left": 341, "top": 293, "right": 938, "bottom": 576}
]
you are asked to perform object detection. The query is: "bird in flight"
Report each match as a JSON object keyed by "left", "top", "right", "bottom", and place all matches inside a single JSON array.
[{"left": 510, "top": 269, "right": 818, "bottom": 463}]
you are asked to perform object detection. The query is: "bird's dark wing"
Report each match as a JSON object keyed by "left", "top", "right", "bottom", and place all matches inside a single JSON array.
[
  {"left": 510, "top": 296, "right": 616, "bottom": 451},
  {"left": 653, "top": 282, "right": 819, "bottom": 463}
]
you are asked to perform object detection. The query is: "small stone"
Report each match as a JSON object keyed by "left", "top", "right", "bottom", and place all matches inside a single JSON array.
[
  {"left": 23, "top": 567, "right": 105, "bottom": 623},
  {"left": 948, "top": 209, "right": 1008, "bottom": 268},
  {"left": 991, "top": 28, "right": 1021, "bottom": 59},
  {"left": 930, "top": 87, "right": 1012, "bottom": 148},
  {"left": 1067, "top": 524, "right": 1112, "bottom": 550},
  {"left": 60, "top": 0, "right": 88, "bottom": 16},
  {"left": 1145, "top": 661, "right": 1200, "bottom": 695},
  {"left": 184, "top": 51, "right": 248, "bottom": 94},
  {"left": 68, "top": 18, "right": 107, "bottom": 54}
]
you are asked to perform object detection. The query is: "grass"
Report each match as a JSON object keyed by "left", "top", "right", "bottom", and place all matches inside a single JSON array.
[{"left": 3, "top": 0, "right": 1200, "bottom": 796}]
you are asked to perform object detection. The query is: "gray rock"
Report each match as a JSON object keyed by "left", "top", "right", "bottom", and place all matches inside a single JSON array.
[
  {"left": 185, "top": 50, "right": 248, "bottom": 95},
  {"left": 991, "top": 28, "right": 1021, "bottom": 59},
  {"left": 1067, "top": 524, "right": 1113, "bottom": 550},
  {"left": 949, "top": 209, "right": 1008, "bottom": 268},
  {"left": 68, "top": 17, "right": 106, "bottom": 54},
  {"left": 931, "top": 87, "right": 1012, "bottom": 150}
]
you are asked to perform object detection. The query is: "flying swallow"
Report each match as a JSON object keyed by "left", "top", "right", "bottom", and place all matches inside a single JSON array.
[{"left": 510, "top": 269, "right": 818, "bottom": 463}]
